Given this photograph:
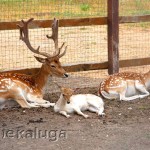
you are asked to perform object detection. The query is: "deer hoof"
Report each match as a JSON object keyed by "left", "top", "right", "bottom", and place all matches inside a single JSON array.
[
  {"left": 66, "top": 114, "right": 70, "bottom": 118},
  {"left": 84, "top": 114, "right": 89, "bottom": 118}
]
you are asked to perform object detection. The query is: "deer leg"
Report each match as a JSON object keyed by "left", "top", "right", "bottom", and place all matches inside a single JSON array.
[
  {"left": 30, "top": 97, "right": 55, "bottom": 107},
  {"left": 35, "top": 99, "right": 55, "bottom": 107},
  {"left": 59, "top": 111, "right": 70, "bottom": 118},
  {"left": 88, "top": 106, "right": 105, "bottom": 116},
  {"left": 87, "top": 101, "right": 105, "bottom": 116},
  {"left": 15, "top": 96, "right": 39, "bottom": 108},
  {"left": 97, "top": 107, "right": 105, "bottom": 116},
  {"left": 119, "top": 90, "right": 140, "bottom": 101},
  {"left": 120, "top": 94, "right": 140, "bottom": 101},
  {"left": 101, "top": 90, "right": 119, "bottom": 100},
  {"left": 117, "top": 83, "right": 139, "bottom": 101},
  {"left": 27, "top": 94, "right": 55, "bottom": 107},
  {"left": 88, "top": 106, "right": 98, "bottom": 113},
  {"left": 135, "top": 81, "right": 149, "bottom": 98},
  {"left": 73, "top": 107, "right": 89, "bottom": 118}
]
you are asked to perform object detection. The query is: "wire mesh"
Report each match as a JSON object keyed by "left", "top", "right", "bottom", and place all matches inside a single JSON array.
[
  {"left": 119, "top": 0, "right": 150, "bottom": 74},
  {"left": 120, "top": 0, "right": 150, "bottom": 16},
  {"left": 0, "top": 0, "right": 107, "bottom": 21},
  {"left": 0, "top": 0, "right": 107, "bottom": 89},
  {"left": 119, "top": 23, "right": 150, "bottom": 60}
]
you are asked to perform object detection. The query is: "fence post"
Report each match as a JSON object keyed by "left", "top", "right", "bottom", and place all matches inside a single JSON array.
[{"left": 107, "top": 0, "right": 119, "bottom": 74}]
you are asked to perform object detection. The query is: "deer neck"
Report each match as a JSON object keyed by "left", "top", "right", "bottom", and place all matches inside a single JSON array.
[
  {"left": 144, "top": 71, "right": 150, "bottom": 90},
  {"left": 33, "top": 64, "right": 52, "bottom": 91}
]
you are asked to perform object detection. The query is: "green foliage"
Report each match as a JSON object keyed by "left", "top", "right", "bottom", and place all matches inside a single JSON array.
[
  {"left": 0, "top": 0, "right": 149, "bottom": 23},
  {"left": 80, "top": 3, "right": 90, "bottom": 11}
]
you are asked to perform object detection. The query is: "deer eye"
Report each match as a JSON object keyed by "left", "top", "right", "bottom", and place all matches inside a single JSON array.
[{"left": 51, "top": 65, "right": 56, "bottom": 68}]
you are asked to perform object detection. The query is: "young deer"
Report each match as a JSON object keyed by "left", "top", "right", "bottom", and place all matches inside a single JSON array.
[
  {"left": 99, "top": 71, "right": 150, "bottom": 101},
  {"left": 54, "top": 85, "right": 105, "bottom": 118},
  {"left": 0, "top": 18, "right": 68, "bottom": 109}
]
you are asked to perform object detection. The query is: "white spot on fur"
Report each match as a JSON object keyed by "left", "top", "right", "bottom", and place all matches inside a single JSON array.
[{"left": 0, "top": 90, "right": 7, "bottom": 92}]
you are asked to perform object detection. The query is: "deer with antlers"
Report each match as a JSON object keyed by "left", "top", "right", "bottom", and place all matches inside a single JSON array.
[
  {"left": 99, "top": 71, "right": 150, "bottom": 101},
  {"left": 0, "top": 18, "right": 68, "bottom": 109}
]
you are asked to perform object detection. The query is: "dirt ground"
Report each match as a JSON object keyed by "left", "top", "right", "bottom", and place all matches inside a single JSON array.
[
  {"left": 0, "top": 76, "right": 150, "bottom": 150},
  {"left": 0, "top": 22, "right": 150, "bottom": 150}
]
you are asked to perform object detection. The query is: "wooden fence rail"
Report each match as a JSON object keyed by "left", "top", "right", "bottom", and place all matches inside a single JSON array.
[{"left": 0, "top": 15, "right": 150, "bottom": 30}]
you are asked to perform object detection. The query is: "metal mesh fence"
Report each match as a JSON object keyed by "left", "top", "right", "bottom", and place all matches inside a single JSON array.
[
  {"left": 0, "top": 0, "right": 108, "bottom": 89},
  {"left": 1, "top": 0, "right": 107, "bottom": 21},
  {"left": 120, "top": 0, "right": 150, "bottom": 16},
  {"left": 119, "top": 23, "right": 150, "bottom": 60},
  {"left": 119, "top": 0, "right": 150, "bottom": 74}
]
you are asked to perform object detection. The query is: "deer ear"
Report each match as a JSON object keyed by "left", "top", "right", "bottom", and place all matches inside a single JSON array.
[{"left": 34, "top": 56, "right": 46, "bottom": 63}]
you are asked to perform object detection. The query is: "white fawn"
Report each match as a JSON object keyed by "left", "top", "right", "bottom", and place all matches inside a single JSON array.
[
  {"left": 54, "top": 85, "right": 105, "bottom": 118},
  {"left": 0, "top": 18, "right": 68, "bottom": 109},
  {"left": 99, "top": 71, "right": 150, "bottom": 101}
]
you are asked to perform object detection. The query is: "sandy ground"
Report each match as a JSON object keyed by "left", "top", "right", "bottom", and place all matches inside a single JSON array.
[{"left": 0, "top": 75, "right": 150, "bottom": 150}]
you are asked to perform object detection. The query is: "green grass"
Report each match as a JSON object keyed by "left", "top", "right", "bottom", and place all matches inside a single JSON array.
[
  {"left": 119, "top": 0, "right": 150, "bottom": 16},
  {"left": 80, "top": 3, "right": 90, "bottom": 11},
  {"left": 0, "top": 0, "right": 149, "bottom": 23},
  {"left": 0, "top": 0, "right": 106, "bottom": 21}
]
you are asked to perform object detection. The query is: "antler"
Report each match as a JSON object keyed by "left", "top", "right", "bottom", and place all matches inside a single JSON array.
[
  {"left": 46, "top": 18, "right": 67, "bottom": 58},
  {"left": 17, "top": 18, "right": 52, "bottom": 58}
]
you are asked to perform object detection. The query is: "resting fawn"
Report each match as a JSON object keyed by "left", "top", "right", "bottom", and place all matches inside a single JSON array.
[
  {"left": 54, "top": 86, "right": 105, "bottom": 118},
  {"left": 99, "top": 71, "right": 150, "bottom": 101}
]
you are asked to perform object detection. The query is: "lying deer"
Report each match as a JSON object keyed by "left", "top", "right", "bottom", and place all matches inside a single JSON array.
[
  {"left": 0, "top": 18, "right": 68, "bottom": 109},
  {"left": 99, "top": 71, "right": 150, "bottom": 101},
  {"left": 54, "top": 85, "right": 105, "bottom": 118}
]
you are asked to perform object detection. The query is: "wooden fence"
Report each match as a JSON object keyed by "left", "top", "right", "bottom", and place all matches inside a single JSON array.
[{"left": 0, "top": 0, "right": 150, "bottom": 75}]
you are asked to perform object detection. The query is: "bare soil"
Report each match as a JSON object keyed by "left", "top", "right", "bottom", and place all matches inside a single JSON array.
[
  {"left": 0, "top": 20, "right": 150, "bottom": 150},
  {"left": 0, "top": 76, "right": 150, "bottom": 150}
]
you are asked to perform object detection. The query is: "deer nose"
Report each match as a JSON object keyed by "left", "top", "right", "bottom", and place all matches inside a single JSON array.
[{"left": 64, "top": 73, "right": 69, "bottom": 78}]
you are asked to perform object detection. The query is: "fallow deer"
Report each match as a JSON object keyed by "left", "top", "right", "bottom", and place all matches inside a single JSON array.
[
  {"left": 0, "top": 18, "right": 68, "bottom": 109},
  {"left": 99, "top": 71, "right": 150, "bottom": 101},
  {"left": 54, "top": 84, "right": 105, "bottom": 118}
]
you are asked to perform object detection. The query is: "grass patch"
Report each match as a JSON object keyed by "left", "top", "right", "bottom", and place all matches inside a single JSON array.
[
  {"left": 138, "top": 105, "right": 150, "bottom": 110},
  {"left": 91, "top": 42, "right": 97, "bottom": 45},
  {"left": 125, "top": 22, "right": 150, "bottom": 29},
  {"left": 80, "top": 27, "right": 87, "bottom": 30},
  {"left": 80, "top": 3, "right": 90, "bottom": 11},
  {"left": 0, "top": 0, "right": 149, "bottom": 29},
  {"left": 119, "top": 0, "right": 150, "bottom": 16}
]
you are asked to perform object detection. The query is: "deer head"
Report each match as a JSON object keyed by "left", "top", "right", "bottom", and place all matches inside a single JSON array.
[
  {"left": 53, "top": 81, "right": 74, "bottom": 104},
  {"left": 17, "top": 18, "right": 68, "bottom": 78},
  {"left": 60, "top": 87, "right": 74, "bottom": 104}
]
